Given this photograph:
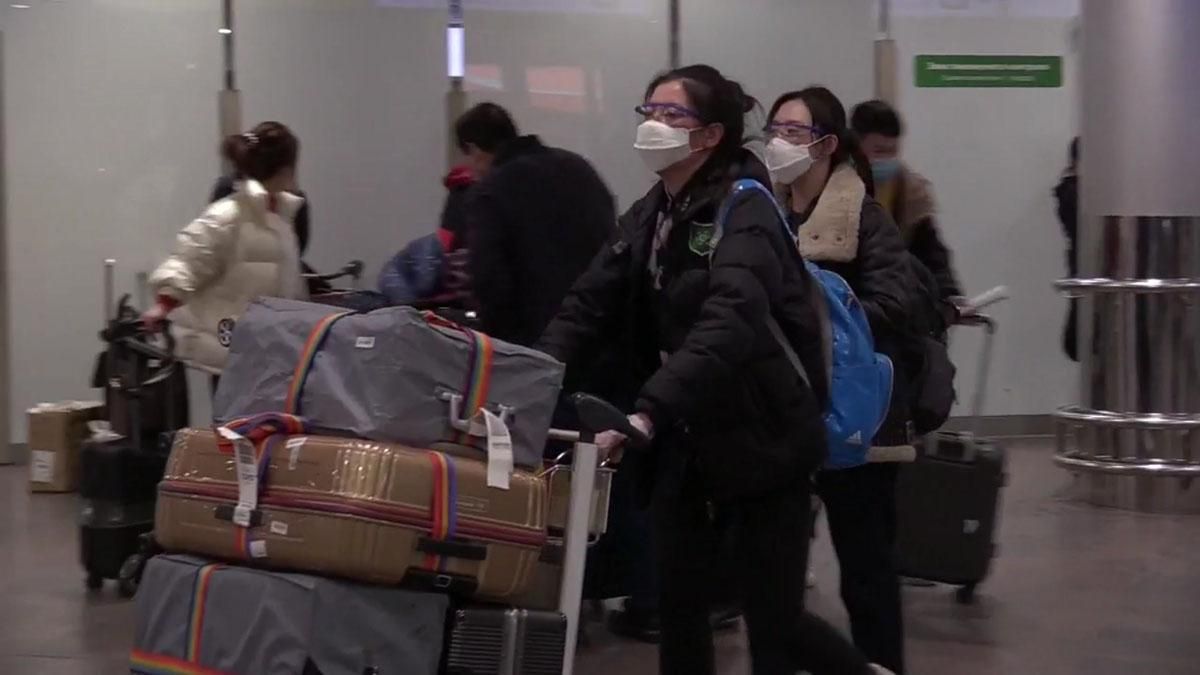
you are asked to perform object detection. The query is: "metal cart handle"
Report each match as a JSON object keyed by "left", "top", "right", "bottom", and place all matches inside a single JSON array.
[
  {"left": 570, "top": 392, "right": 651, "bottom": 448},
  {"left": 301, "top": 259, "right": 364, "bottom": 284}
]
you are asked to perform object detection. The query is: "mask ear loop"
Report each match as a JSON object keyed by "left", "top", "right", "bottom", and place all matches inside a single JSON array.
[
  {"left": 806, "top": 133, "right": 836, "bottom": 161},
  {"left": 693, "top": 122, "right": 726, "bottom": 153}
]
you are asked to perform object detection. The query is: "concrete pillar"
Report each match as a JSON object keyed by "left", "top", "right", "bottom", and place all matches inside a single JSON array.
[
  {"left": 217, "top": 0, "right": 241, "bottom": 168},
  {"left": 1055, "top": 0, "right": 1200, "bottom": 512},
  {"left": 874, "top": 0, "right": 897, "bottom": 104}
]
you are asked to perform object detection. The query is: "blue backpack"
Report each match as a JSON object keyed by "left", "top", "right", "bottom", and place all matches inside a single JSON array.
[
  {"left": 377, "top": 233, "right": 448, "bottom": 305},
  {"left": 714, "top": 179, "right": 893, "bottom": 469}
]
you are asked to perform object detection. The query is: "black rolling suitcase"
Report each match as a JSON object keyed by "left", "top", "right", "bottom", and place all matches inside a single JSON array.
[
  {"left": 81, "top": 260, "right": 184, "bottom": 596},
  {"left": 80, "top": 436, "right": 169, "bottom": 595},
  {"left": 895, "top": 314, "right": 1006, "bottom": 604}
]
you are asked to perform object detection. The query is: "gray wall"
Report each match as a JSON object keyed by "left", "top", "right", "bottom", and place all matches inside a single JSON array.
[{"left": 891, "top": 1, "right": 1080, "bottom": 416}]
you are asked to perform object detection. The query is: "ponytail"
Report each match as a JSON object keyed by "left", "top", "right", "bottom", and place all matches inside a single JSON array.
[{"left": 222, "top": 121, "right": 299, "bottom": 183}]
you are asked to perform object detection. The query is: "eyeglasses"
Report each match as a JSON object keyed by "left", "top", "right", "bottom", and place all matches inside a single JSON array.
[
  {"left": 635, "top": 102, "right": 701, "bottom": 125},
  {"left": 764, "top": 122, "right": 825, "bottom": 145}
]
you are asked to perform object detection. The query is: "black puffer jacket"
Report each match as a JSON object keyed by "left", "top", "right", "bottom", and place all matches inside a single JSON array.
[
  {"left": 538, "top": 150, "right": 828, "bottom": 502},
  {"left": 788, "top": 164, "right": 916, "bottom": 455},
  {"left": 466, "top": 136, "right": 614, "bottom": 348}
]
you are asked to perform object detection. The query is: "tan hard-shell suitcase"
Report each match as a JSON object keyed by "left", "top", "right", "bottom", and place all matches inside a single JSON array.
[{"left": 155, "top": 428, "right": 547, "bottom": 600}]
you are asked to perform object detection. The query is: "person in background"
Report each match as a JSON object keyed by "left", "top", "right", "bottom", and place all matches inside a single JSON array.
[
  {"left": 850, "top": 99, "right": 961, "bottom": 304},
  {"left": 455, "top": 102, "right": 614, "bottom": 347},
  {"left": 539, "top": 63, "right": 891, "bottom": 675},
  {"left": 376, "top": 165, "right": 475, "bottom": 309},
  {"left": 1055, "top": 137, "right": 1079, "bottom": 361},
  {"left": 765, "top": 87, "right": 913, "bottom": 674},
  {"left": 144, "top": 121, "right": 307, "bottom": 378}
]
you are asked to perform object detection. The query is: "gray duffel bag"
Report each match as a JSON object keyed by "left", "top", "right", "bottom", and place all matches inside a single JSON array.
[
  {"left": 131, "top": 554, "right": 449, "bottom": 675},
  {"left": 212, "top": 298, "right": 564, "bottom": 468}
]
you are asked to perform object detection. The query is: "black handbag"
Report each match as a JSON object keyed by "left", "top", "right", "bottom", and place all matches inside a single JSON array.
[{"left": 911, "top": 334, "right": 956, "bottom": 435}]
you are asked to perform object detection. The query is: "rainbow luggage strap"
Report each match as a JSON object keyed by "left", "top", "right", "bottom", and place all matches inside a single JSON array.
[
  {"left": 428, "top": 311, "right": 517, "bottom": 491},
  {"left": 216, "top": 413, "right": 309, "bottom": 560},
  {"left": 422, "top": 451, "right": 460, "bottom": 573},
  {"left": 285, "top": 311, "right": 354, "bottom": 415},
  {"left": 210, "top": 308, "right": 347, "bottom": 561},
  {"left": 450, "top": 320, "right": 495, "bottom": 446},
  {"left": 130, "top": 564, "right": 228, "bottom": 675}
]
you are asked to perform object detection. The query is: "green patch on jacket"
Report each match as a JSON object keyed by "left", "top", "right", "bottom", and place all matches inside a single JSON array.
[{"left": 688, "top": 222, "right": 718, "bottom": 256}]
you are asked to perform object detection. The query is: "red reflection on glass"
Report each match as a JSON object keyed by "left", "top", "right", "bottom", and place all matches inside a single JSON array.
[
  {"left": 526, "top": 66, "right": 587, "bottom": 113},
  {"left": 466, "top": 64, "right": 504, "bottom": 92}
]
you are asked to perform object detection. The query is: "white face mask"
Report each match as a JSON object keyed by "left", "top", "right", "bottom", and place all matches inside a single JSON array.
[
  {"left": 634, "top": 120, "right": 695, "bottom": 173},
  {"left": 765, "top": 136, "right": 818, "bottom": 185}
]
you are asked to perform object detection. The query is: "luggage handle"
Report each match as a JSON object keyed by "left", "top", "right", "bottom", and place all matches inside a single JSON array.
[
  {"left": 404, "top": 569, "right": 480, "bottom": 595},
  {"left": 952, "top": 313, "right": 997, "bottom": 462},
  {"left": 439, "top": 391, "right": 514, "bottom": 435}
]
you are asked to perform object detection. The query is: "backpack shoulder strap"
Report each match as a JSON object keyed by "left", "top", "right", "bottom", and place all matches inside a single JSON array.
[
  {"left": 765, "top": 314, "right": 811, "bottom": 389},
  {"left": 713, "top": 179, "right": 798, "bottom": 249},
  {"left": 713, "top": 179, "right": 812, "bottom": 388}
]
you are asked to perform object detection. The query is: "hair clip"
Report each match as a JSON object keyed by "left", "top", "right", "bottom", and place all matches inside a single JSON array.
[{"left": 242, "top": 132, "right": 259, "bottom": 147}]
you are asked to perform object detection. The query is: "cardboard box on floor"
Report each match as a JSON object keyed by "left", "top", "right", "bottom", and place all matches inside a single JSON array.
[{"left": 27, "top": 401, "right": 103, "bottom": 493}]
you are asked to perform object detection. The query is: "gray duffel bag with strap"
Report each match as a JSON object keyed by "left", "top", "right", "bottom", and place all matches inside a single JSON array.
[
  {"left": 131, "top": 554, "right": 449, "bottom": 675},
  {"left": 212, "top": 298, "right": 564, "bottom": 470}
]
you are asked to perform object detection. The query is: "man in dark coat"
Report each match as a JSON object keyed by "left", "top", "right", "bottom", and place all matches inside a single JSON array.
[
  {"left": 850, "top": 100, "right": 961, "bottom": 304},
  {"left": 455, "top": 103, "right": 615, "bottom": 348},
  {"left": 1055, "top": 137, "right": 1079, "bottom": 361}
]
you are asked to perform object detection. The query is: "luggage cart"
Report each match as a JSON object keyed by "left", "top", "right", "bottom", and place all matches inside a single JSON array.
[{"left": 443, "top": 393, "right": 647, "bottom": 675}]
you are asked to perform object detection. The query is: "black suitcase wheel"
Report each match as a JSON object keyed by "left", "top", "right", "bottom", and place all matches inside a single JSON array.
[
  {"left": 85, "top": 571, "right": 104, "bottom": 591},
  {"left": 955, "top": 583, "right": 977, "bottom": 605},
  {"left": 117, "top": 554, "right": 145, "bottom": 598}
]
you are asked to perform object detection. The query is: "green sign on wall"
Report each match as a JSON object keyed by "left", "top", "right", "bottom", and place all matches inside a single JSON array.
[{"left": 915, "top": 55, "right": 1063, "bottom": 88}]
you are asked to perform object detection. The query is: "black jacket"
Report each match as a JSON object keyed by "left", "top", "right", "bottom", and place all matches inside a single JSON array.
[
  {"left": 466, "top": 136, "right": 614, "bottom": 347},
  {"left": 538, "top": 150, "right": 828, "bottom": 502},
  {"left": 1055, "top": 172, "right": 1079, "bottom": 360},
  {"left": 882, "top": 165, "right": 961, "bottom": 300},
  {"left": 1055, "top": 173, "right": 1078, "bottom": 277},
  {"left": 790, "top": 164, "right": 915, "bottom": 450}
]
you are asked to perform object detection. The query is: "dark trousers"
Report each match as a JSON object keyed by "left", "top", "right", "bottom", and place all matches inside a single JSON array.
[
  {"left": 818, "top": 462, "right": 905, "bottom": 674},
  {"left": 655, "top": 478, "right": 873, "bottom": 675}
]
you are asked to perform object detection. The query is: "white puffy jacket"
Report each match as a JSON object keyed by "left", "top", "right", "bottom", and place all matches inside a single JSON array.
[{"left": 149, "top": 180, "right": 306, "bottom": 373}]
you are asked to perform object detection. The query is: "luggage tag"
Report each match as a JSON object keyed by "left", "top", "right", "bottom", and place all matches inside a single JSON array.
[
  {"left": 286, "top": 437, "right": 306, "bottom": 471},
  {"left": 468, "top": 408, "right": 514, "bottom": 490},
  {"left": 218, "top": 426, "right": 259, "bottom": 528}
]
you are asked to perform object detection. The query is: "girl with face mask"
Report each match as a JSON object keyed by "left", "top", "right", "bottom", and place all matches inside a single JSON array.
[
  {"left": 538, "top": 66, "right": 891, "bottom": 675},
  {"left": 766, "top": 87, "right": 916, "bottom": 675}
]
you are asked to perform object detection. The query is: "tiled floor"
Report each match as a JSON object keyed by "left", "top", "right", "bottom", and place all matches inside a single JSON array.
[{"left": 2, "top": 441, "right": 1200, "bottom": 674}]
